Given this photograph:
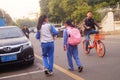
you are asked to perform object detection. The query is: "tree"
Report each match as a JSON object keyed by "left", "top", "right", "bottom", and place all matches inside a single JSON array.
[
  {"left": 39, "top": 0, "right": 120, "bottom": 24},
  {"left": 84, "top": 0, "right": 120, "bottom": 7},
  {"left": 56, "top": 0, "right": 91, "bottom": 23},
  {"left": 40, "top": 0, "right": 91, "bottom": 24},
  {"left": 39, "top": 0, "right": 50, "bottom": 15},
  {"left": 48, "top": 0, "right": 66, "bottom": 23},
  {"left": 16, "top": 18, "right": 38, "bottom": 27}
]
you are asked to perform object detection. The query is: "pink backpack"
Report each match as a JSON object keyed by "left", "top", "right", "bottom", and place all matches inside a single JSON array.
[{"left": 67, "top": 27, "right": 82, "bottom": 45}]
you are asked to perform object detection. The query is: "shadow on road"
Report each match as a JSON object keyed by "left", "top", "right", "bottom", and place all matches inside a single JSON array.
[{"left": 0, "top": 63, "right": 33, "bottom": 73}]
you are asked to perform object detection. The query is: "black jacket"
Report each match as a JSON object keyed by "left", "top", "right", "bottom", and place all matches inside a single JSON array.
[
  {"left": 83, "top": 18, "right": 99, "bottom": 34},
  {"left": 84, "top": 18, "right": 99, "bottom": 29},
  {"left": 22, "top": 28, "right": 30, "bottom": 38}
]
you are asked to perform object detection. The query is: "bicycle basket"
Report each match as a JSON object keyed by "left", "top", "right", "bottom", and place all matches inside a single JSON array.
[{"left": 95, "top": 34, "right": 105, "bottom": 40}]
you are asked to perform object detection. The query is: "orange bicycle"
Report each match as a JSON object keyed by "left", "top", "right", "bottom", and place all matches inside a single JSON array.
[{"left": 83, "top": 33, "right": 106, "bottom": 57}]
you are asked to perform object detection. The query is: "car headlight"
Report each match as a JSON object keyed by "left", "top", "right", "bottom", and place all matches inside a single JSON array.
[{"left": 22, "top": 41, "right": 32, "bottom": 50}]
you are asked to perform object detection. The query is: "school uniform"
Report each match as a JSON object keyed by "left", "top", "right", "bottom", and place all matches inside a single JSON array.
[
  {"left": 63, "top": 28, "right": 82, "bottom": 70},
  {"left": 36, "top": 22, "right": 58, "bottom": 72}
]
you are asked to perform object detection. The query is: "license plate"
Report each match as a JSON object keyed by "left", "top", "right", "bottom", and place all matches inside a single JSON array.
[{"left": 1, "top": 54, "right": 17, "bottom": 62}]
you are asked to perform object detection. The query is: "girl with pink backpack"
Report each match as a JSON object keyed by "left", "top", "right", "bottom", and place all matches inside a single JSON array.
[{"left": 63, "top": 20, "right": 83, "bottom": 72}]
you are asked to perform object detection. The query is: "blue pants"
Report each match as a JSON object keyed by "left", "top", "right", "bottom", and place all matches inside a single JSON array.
[
  {"left": 67, "top": 45, "right": 82, "bottom": 70},
  {"left": 41, "top": 42, "right": 54, "bottom": 72},
  {"left": 85, "top": 30, "right": 98, "bottom": 51}
]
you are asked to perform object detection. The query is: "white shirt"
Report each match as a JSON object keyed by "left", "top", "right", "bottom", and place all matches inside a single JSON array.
[{"left": 40, "top": 23, "right": 54, "bottom": 43}]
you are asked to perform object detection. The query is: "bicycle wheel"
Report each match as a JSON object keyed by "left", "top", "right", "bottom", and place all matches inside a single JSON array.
[
  {"left": 83, "top": 40, "right": 90, "bottom": 55},
  {"left": 96, "top": 40, "right": 106, "bottom": 57}
]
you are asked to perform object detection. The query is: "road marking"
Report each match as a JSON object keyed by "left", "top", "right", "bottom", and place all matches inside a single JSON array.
[
  {"left": 0, "top": 70, "right": 43, "bottom": 80},
  {"left": 35, "top": 54, "right": 84, "bottom": 80}
]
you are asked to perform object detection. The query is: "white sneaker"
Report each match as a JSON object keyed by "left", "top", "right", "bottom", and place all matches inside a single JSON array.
[
  {"left": 44, "top": 68, "right": 49, "bottom": 75},
  {"left": 48, "top": 71, "right": 54, "bottom": 76}
]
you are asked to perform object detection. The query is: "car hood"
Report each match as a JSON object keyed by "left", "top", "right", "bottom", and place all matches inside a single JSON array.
[{"left": 0, "top": 36, "right": 29, "bottom": 47}]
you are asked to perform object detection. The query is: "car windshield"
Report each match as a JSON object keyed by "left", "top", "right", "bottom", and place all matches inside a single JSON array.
[{"left": 0, "top": 27, "right": 24, "bottom": 39}]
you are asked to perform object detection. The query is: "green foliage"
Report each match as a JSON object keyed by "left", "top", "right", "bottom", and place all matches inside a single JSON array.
[
  {"left": 95, "top": 2, "right": 108, "bottom": 9},
  {"left": 85, "top": 0, "right": 120, "bottom": 7},
  {"left": 40, "top": 0, "right": 92, "bottom": 23},
  {"left": 48, "top": 0, "right": 65, "bottom": 23},
  {"left": 93, "top": 11, "right": 101, "bottom": 22},
  {"left": 40, "top": 0, "right": 119, "bottom": 24},
  {"left": 39, "top": 0, "right": 50, "bottom": 15}
]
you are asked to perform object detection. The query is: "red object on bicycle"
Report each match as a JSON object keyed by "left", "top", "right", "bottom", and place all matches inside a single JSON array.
[{"left": 95, "top": 34, "right": 105, "bottom": 40}]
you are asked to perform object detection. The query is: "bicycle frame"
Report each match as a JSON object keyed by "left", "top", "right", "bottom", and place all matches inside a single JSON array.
[
  {"left": 83, "top": 32, "right": 106, "bottom": 57},
  {"left": 88, "top": 35, "right": 98, "bottom": 49}
]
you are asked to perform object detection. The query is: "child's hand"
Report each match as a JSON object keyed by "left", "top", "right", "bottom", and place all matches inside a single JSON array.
[
  {"left": 64, "top": 45, "right": 67, "bottom": 51},
  {"left": 86, "top": 26, "right": 90, "bottom": 29},
  {"left": 98, "top": 27, "right": 102, "bottom": 30},
  {"left": 53, "top": 36, "right": 55, "bottom": 40}
]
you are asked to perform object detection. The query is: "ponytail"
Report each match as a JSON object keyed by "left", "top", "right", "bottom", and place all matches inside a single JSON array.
[
  {"left": 65, "top": 20, "right": 75, "bottom": 27},
  {"left": 37, "top": 15, "right": 47, "bottom": 30}
]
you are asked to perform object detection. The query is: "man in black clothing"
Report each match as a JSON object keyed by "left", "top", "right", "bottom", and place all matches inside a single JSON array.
[
  {"left": 83, "top": 11, "right": 102, "bottom": 53},
  {"left": 22, "top": 25, "right": 30, "bottom": 39}
]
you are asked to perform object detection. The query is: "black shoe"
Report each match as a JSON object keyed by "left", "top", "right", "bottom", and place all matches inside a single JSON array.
[
  {"left": 44, "top": 69, "right": 49, "bottom": 75},
  {"left": 78, "top": 66, "right": 83, "bottom": 72}
]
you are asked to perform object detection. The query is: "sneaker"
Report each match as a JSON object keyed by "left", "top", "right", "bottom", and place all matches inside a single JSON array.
[
  {"left": 78, "top": 66, "right": 83, "bottom": 72},
  {"left": 48, "top": 71, "right": 54, "bottom": 76},
  {"left": 44, "top": 68, "right": 49, "bottom": 75}
]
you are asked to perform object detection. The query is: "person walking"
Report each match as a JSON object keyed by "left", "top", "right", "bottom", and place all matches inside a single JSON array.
[
  {"left": 63, "top": 20, "right": 83, "bottom": 72},
  {"left": 22, "top": 25, "right": 30, "bottom": 39},
  {"left": 36, "top": 15, "right": 58, "bottom": 76}
]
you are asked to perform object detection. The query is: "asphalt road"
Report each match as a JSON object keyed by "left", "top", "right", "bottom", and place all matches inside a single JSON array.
[{"left": 0, "top": 33, "right": 120, "bottom": 80}]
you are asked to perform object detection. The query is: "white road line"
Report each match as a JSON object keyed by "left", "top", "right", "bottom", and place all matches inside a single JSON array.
[
  {"left": 0, "top": 70, "right": 44, "bottom": 80},
  {"left": 35, "top": 54, "right": 85, "bottom": 80}
]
